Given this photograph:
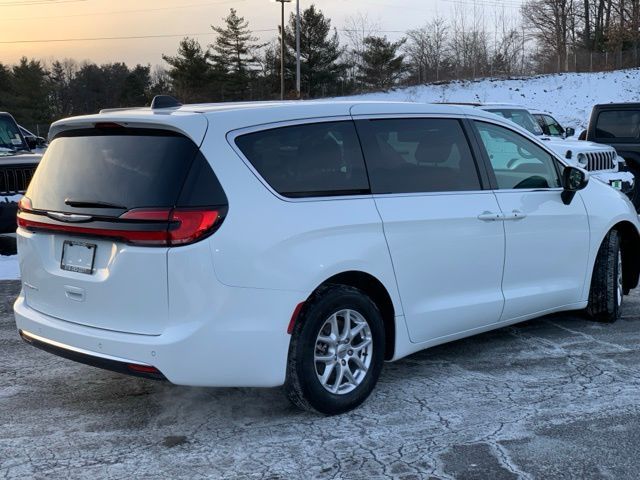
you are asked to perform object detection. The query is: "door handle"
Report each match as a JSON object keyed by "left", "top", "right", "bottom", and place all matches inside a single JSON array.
[
  {"left": 503, "top": 210, "right": 527, "bottom": 221},
  {"left": 477, "top": 211, "right": 503, "bottom": 221}
]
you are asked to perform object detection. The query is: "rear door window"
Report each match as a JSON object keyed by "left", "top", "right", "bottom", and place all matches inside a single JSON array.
[
  {"left": 596, "top": 110, "right": 640, "bottom": 139},
  {"left": 234, "top": 121, "right": 370, "bottom": 198},
  {"left": 27, "top": 128, "right": 207, "bottom": 214},
  {"left": 354, "top": 118, "right": 481, "bottom": 194}
]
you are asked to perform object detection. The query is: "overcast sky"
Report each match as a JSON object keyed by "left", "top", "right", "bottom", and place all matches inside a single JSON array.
[{"left": 0, "top": 0, "right": 523, "bottom": 67}]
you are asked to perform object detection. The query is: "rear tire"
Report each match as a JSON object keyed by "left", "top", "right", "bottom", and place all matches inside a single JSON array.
[
  {"left": 284, "top": 285, "right": 385, "bottom": 415},
  {"left": 586, "top": 229, "right": 623, "bottom": 323}
]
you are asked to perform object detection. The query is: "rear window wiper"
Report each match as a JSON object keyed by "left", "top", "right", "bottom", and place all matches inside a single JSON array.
[{"left": 64, "top": 199, "right": 127, "bottom": 209}]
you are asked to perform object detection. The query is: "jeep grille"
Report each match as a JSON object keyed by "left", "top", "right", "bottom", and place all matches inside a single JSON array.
[
  {"left": 585, "top": 151, "right": 616, "bottom": 171},
  {"left": 0, "top": 166, "right": 36, "bottom": 194}
]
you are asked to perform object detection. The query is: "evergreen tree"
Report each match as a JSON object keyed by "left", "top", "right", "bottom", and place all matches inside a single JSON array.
[
  {"left": 120, "top": 64, "right": 152, "bottom": 106},
  {"left": 162, "top": 38, "right": 215, "bottom": 103},
  {"left": 9, "top": 57, "right": 51, "bottom": 133},
  {"left": 210, "top": 8, "right": 263, "bottom": 100},
  {"left": 357, "top": 36, "right": 406, "bottom": 91},
  {"left": 282, "top": 5, "right": 346, "bottom": 98}
]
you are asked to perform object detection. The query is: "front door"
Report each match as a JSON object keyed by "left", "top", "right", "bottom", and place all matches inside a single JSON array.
[
  {"left": 355, "top": 117, "right": 506, "bottom": 343},
  {"left": 473, "top": 120, "right": 590, "bottom": 320}
]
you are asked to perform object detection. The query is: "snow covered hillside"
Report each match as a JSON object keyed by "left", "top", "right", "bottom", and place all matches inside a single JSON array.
[{"left": 342, "top": 68, "right": 640, "bottom": 132}]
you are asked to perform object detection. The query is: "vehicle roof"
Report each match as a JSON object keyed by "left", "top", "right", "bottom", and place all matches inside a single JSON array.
[
  {"left": 48, "top": 100, "right": 504, "bottom": 142},
  {"left": 593, "top": 102, "right": 640, "bottom": 109}
]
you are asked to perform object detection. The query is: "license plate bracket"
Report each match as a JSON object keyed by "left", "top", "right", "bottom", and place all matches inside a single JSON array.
[{"left": 61, "top": 240, "right": 96, "bottom": 275}]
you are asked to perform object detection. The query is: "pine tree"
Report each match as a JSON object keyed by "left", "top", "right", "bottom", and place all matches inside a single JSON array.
[
  {"left": 357, "top": 36, "right": 406, "bottom": 91},
  {"left": 9, "top": 57, "right": 51, "bottom": 133},
  {"left": 282, "top": 5, "right": 346, "bottom": 98},
  {"left": 162, "top": 38, "right": 216, "bottom": 103},
  {"left": 210, "top": 8, "right": 263, "bottom": 100}
]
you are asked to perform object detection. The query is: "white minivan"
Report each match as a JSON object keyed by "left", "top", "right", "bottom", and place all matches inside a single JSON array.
[{"left": 14, "top": 99, "right": 640, "bottom": 414}]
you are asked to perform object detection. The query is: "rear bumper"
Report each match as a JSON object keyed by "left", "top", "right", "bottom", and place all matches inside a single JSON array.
[
  {"left": 19, "top": 329, "right": 167, "bottom": 381},
  {"left": 14, "top": 285, "right": 302, "bottom": 387}
]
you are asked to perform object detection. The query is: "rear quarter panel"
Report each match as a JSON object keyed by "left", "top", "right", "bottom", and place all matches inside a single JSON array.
[{"left": 198, "top": 124, "right": 404, "bottom": 317}]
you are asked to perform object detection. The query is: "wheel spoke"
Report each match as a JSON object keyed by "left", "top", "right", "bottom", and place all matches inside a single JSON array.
[
  {"left": 351, "top": 354, "right": 367, "bottom": 372},
  {"left": 343, "top": 365, "right": 357, "bottom": 386},
  {"left": 350, "top": 322, "right": 366, "bottom": 340},
  {"left": 320, "top": 362, "right": 336, "bottom": 386},
  {"left": 329, "top": 314, "right": 340, "bottom": 338},
  {"left": 332, "top": 366, "right": 345, "bottom": 393},
  {"left": 317, "top": 335, "right": 336, "bottom": 347},
  {"left": 352, "top": 338, "right": 372, "bottom": 352},
  {"left": 314, "top": 353, "right": 334, "bottom": 363}
]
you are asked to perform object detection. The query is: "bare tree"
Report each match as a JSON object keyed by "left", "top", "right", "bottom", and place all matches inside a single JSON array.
[
  {"left": 406, "top": 17, "right": 449, "bottom": 83},
  {"left": 343, "top": 12, "right": 380, "bottom": 90},
  {"left": 523, "top": 0, "right": 575, "bottom": 71}
]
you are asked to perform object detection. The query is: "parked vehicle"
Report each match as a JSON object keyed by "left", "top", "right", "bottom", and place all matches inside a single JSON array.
[
  {"left": 0, "top": 113, "right": 41, "bottom": 234},
  {"left": 585, "top": 103, "right": 640, "bottom": 210},
  {"left": 459, "top": 104, "right": 634, "bottom": 193},
  {"left": 15, "top": 98, "right": 640, "bottom": 414},
  {"left": 531, "top": 110, "right": 576, "bottom": 138}
]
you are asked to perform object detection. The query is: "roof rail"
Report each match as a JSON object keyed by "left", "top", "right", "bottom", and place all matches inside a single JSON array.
[
  {"left": 98, "top": 107, "right": 146, "bottom": 114},
  {"left": 151, "top": 95, "right": 182, "bottom": 110}
]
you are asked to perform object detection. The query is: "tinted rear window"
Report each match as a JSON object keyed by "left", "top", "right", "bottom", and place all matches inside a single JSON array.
[
  {"left": 354, "top": 118, "right": 481, "bottom": 194},
  {"left": 235, "top": 121, "right": 370, "bottom": 198},
  {"left": 596, "top": 110, "right": 640, "bottom": 139},
  {"left": 27, "top": 128, "right": 205, "bottom": 213}
]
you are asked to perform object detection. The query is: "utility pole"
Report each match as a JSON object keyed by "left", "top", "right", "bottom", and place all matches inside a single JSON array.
[
  {"left": 273, "top": 0, "right": 291, "bottom": 100},
  {"left": 296, "top": 0, "right": 301, "bottom": 98}
]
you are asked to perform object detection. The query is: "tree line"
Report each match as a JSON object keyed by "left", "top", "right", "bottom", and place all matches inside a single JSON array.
[{"left": 1, "top": 2, "right": 639, "bottom": 134}]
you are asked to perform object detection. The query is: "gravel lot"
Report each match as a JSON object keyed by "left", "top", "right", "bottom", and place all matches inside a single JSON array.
[{"left": 3, "top": 280, "right": 640, "bottom": 479}]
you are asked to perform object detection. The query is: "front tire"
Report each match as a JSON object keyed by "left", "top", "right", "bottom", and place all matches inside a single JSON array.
[
  {"left": 284, "top": 285, "right": 385, "bottom": 415},
  {"left": 625, "top": 163, "right": 640, "bottom": 212},
  {"left": 587, "top": 229, "right": 623, "bottom": 323}
]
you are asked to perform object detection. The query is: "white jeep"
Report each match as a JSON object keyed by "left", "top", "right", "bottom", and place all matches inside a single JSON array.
[{"left": 476, "top": 104, "right": 634, "bottom": 193}]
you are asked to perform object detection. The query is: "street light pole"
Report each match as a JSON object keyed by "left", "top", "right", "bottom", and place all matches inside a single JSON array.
[
  {"left": 296, "top": 0, "right": 301, "bottom": 98},
  {"left": 273, "top": 0, "right": 291, "bottom": 100},
  {"left": 280, "top": 0, "right": 285, "bottom": 100}
]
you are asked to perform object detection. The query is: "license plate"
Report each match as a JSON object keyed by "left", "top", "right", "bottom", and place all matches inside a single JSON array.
[
  {"left": 611, "top": 180, "right": 622, "bottom": 190},
  {"left": 61, "top": 241, "right": 96, "bottom": 275}
]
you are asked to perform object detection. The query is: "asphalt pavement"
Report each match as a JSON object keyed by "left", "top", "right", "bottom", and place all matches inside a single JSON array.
[{"left": 3, "top": 280, "right": 640, "bottom": 479}]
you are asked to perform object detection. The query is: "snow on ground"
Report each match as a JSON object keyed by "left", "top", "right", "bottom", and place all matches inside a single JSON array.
[
  {"left": 0, "top": 256, "right": 19, "bottom": 280},
  {"left": 341, "top": 68, "right": 640, "bottom": 132}
]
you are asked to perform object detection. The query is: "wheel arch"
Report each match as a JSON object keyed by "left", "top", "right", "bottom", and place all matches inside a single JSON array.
[{"left": 308, "top": 271, "right": 397, "bottom": 361}]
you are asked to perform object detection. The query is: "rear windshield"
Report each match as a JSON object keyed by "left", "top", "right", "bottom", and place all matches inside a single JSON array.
[
  {"left": 596, "top": 110, "right": 640, "bottom": 139},
  {"left": 27, "top": 128, "right": 201, "bottom": 212},
  {"left": 485, "top": 109, "right": 544, "bottom": 136}
]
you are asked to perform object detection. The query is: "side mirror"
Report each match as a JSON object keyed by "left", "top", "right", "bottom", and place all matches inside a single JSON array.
[
  {"left": 561, "top": 166, "right": 589, "bottom": 205},
  {"left": 565, "top": 127, "right": 575, "bottom": 138},
  {"left": 24, "top": 136, "right": 37, "bottom": 150},
  {"left": 36, "top": 136, "right": 47, "bottom": 148}
]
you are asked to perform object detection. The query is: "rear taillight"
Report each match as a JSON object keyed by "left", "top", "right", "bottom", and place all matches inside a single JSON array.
[
  {"left": 17, "top": 207, "right": 225, "bottom": 247},
  {"left": 18, "top": 196, "right": 32, "bottom": 212}
]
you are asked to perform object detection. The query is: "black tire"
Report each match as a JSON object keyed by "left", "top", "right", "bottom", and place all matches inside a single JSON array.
[
  {"left": 284, "top": 285, "right": 385, "bottom": 415},
  {"left": 586, "top": 229, "right": 623, "bottom": 323}
]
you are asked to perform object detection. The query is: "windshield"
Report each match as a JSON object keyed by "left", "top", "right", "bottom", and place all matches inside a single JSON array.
[
  {"left": 0, "top": 115, "right": 27, "bottom": 152},
  {"left": 485, "top": 109, "right": 544, "bottom": 136}
]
